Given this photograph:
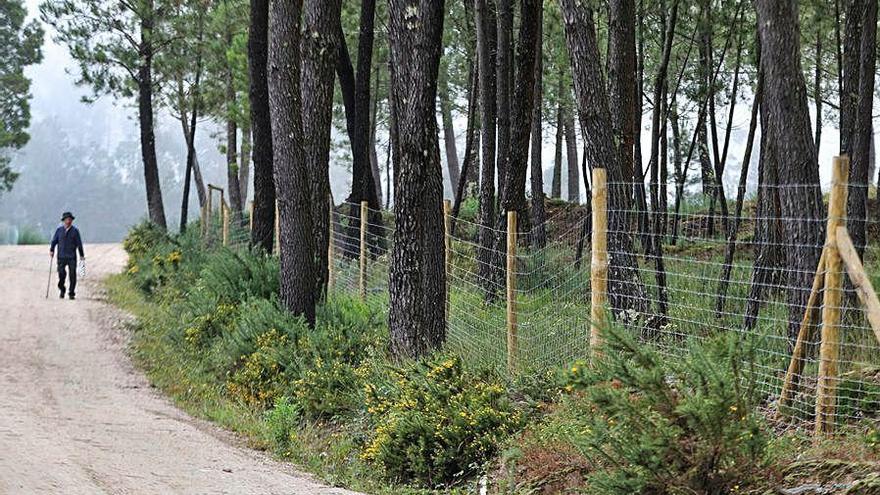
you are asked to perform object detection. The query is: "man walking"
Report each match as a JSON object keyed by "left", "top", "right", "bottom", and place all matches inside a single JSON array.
[{"left": 50, "top": 212, "right": 85, "bottom": 300}]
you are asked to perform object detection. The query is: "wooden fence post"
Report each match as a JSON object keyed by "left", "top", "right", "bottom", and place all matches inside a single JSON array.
[
  {"left": 815, "top": 155, "right": 849, "bottom": 435},
  {"left": 206, "top": 189, "right": 213, "bottom": 236},
  {"left": 222, "top": 203, "right": 229, "bottom": 246},
  {"left": 328, "top": 199, "right": 336, "bottom": 293},
  {"left": 590, "top": 168, "right": 608, "bottom": 360},
  {"left": 359, "top": 200, "right": 368, "bottom": 302},
  {"left": 444, "top": 199, "right": 452, "bottom": 317},
  {"left": 507, "top": 210, "right": 518, "bottom": 374},
  {"left": 836, "top": 226, "right": 880, "bottom": 344}
]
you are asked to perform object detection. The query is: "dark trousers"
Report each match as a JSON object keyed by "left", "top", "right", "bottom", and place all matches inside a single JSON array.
[{"left": 57, "top": 257, "right": 77, "bottom": 297}]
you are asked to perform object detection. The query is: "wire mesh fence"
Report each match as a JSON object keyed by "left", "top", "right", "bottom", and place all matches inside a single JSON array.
[{"left": 200, "top": 158, "right": 880, "bottom": 432}]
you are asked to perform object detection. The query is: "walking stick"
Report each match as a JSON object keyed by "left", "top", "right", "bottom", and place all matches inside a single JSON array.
[{"left": 45, "top": 253, "right": 54, "bottom": 299}]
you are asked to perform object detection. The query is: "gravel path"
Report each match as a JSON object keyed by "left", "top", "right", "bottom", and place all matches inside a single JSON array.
[{"left": 0, "top": 244, "right": 361, "bottom": 495}]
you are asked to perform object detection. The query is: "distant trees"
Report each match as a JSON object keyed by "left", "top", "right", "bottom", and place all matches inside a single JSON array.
[
  {"left": 0, "top": 0, "right": 43, "bottom": 195},
  {"left": 41, "top": 0, "right": 169, "bottom": 228}
]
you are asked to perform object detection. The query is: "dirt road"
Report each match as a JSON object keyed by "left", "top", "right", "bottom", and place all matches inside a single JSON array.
[{"left": 0, "top": 244, "right": 360, "bottom": 495}]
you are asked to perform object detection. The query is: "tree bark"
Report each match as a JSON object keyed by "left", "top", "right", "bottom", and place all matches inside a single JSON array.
[
  {"left": 564, "top": 106, "right": 578, "bottom": 202},
  {"left": 847, "top": 0, "right": 877, "bottom": 260},
  {"left": 226, "top": 30, "right": 243, "bottom": 219},
  {"left": 439, "top": 76, "right": 461, "bottom": 195},
  {"left": 551, "top": 76, "right": 563, "bottom": 199},
  {"left": 179, "top": 15, "right": 204, "bottom": 234},
  {"left": 717, "top": 36, "right": 762, "bottom": 317},
  {"left": 269, "top": 0, "right": 315, "bottom": 325},
  {"left": 475, "top": 0, "right": 498, "bottom": 298},
  {"left": 138, "top": 0, "right": 166, "bottom": 229},
  {"left": 301, "top": 0, "right": 342, "bottom": 300},
  {"left": 607, "top": 0, "right": 636, "bottom": 190},
  {"left": 336, "top": 2, "right": 384, "bottom": 258},
  {"left": 494, "top": 0, "right": 540, "bottom": 253},
  {"left": 495, "top": 0, "right": 512, "bottom": 195},
  {"left": 387, "top": 0, "right": 447, "bottom": 359},
  {"left": 755, "top": 0, "right": 825, "bottom": 343},
  {"left": 645, "top": 0, "right": 677, "bottom": 322},
  {"left": 529, "top": 8, "right": 546, "bottom": 249},
  {"left": 451, "top": 62, "right": 481, "bottom": 233},
  {"left": 560, "top": 0, "right": 649, "bottom": 317},
  {"left": 248, "top": 0, "right": 276, "bottom": 252}
]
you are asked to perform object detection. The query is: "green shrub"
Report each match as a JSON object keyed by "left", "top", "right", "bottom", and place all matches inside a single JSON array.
[
  {"left": 195, "top": 248, "right": 279, "bottom": 304},
  {"left": 362, "top": 355, "right": 521, "bottom": 486},
  {"left": 293, "top": 358, "right": 361, "bottom": 419},
  {"left": 17, "top": 226, "right": 46, "bottom": 245},
  {"left": 183, "top": 303, "right": 238, "bottom": 348},
  {"left": 265, "top": 396, "right": 302, "bottom": 452},
  {"left": 551, "top": 327, "right": 770, "bottom": 494},
  {"left": 123, "top": 221, "right": 170, "bottom": 264},
  {"left": 226, "top": 328, "right": 296, "bottom": 408}
]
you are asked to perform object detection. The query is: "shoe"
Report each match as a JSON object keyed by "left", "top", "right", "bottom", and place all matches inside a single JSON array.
[
  {"left": 69, "top": 295, "right": 76, "bottom": 300},
  {"left": 59, "top": 291, "right": 65, "bottom": 299}
]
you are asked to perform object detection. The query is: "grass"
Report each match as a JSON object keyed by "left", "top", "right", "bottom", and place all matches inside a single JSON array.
[{"left": 109, "top": 208, "right": 880, "bottom": 494}]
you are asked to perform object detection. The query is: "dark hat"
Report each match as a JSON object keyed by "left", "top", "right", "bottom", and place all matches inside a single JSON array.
[{"left": 61, "top": 211, "right": 75, "bottom": 221}]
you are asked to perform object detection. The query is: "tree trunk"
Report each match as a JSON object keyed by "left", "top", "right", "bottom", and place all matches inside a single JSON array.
[
  {"left": 387, "top": 0, "right": 447, "bottom": 359},
  {"left": 840, "top": 0, "right": 862, "bottom": 155},
  {"left": 451, "top": 62, "right": 481, "bottom": 233},
  {"left": 138, "top": 3, "right": 166, "bottom": 230},
  {"left": 529, "top": 8, "right": 546, "bottom": 249},
  {"left": 179, "top": 20, "right": 204, "bottom": 234},
  {"left": 269, "top": 0, "right": 315, "bottom": 326},
  {"left": 248, "top": 0, "right": 276, "bottom": 252},
  {"left": 564, "top": 106, "right": 579, "bottom": 202},
  {"left": 495, "top": 0, "right": 512, "bottom": 195},
  {"left": 301, "top": 0, "right": 342, "bottom": 300},
  {"left": 645, "top": 0, "right": 677, "bottom": 322},
  {"left": 439, "top": 76, "right": 461, "bottom": 196},
  {"left": 813, "top": 29, "right": 823, "bottom": 155},
  {"left": 226, "top": 59, "right": 243, "bottom": 218},
  {"left": 493, "top": 0, "right": 540, "bottom": 267},
  {"left": 607, "top": 0, "right": 636, "bottom": 190},
  {"left": 717, "top": 35, "right": 762, "bottom": 317},
  {"left": 336, "top": 1, "right": 384, "bottom": 259},
  {"left": 475, "top": 0, "right": 498, "bottom": 299},
  {"left": 551, "top": 77, "right": 563, "bottom": 199},
  {"left": 847, "top": 0, "right": 876, "bottom": 260},
  {"left": 560, "top": 0, "right": 649, "bottom": 317},
  {"left": 369, "top": 62, "right": 383, "bottom": 203},
  {"left": 178, "top": 108, "right": 206, "bottom": 208},
  {"left": 755, "top": 0, "right": 825, "bottom": 343}
]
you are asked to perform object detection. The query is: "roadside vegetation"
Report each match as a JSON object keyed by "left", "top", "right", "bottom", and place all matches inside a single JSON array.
[{"left": 108, "top": 220, "right": 880, "bottom": 494}]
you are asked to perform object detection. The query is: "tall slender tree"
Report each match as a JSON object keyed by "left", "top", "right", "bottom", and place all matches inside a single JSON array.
[
  {"left": 301, "top": 0, "right": 342, "bottom": 300},
  {"left": 529, "top": 4, "right": 546, "bottom": 249},
  {"left": 248, "top": 0, "right": 276, "bottom": 252},
  {"left": 560, "top": 0, "right": 648, "bottom": 317},
  {"left": 475, "top": 0, "right": 498, "bottom": 298},
  {"left": 754, "top": 0, "right": 825, "bottom": 343},
  {"left": 387, "top": 0, "right": 447, "bottom": 359},
  {"left": 268, "top": 0, "right": 315, "bottom": 325}
]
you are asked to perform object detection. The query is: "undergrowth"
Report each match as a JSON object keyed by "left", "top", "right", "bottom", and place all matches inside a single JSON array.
[{"left": 108, "top": 219, "right": 880, "bottom": 494}]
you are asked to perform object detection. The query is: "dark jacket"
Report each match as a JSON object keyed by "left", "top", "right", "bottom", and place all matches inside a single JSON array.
[{"left": 51, "top": 225, "right": 85, "bottom": 260}]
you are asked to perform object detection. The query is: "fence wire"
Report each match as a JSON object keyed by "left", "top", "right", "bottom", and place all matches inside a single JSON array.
[{"left": 201, "top": 180, "right": 880, "bottom": 431}]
